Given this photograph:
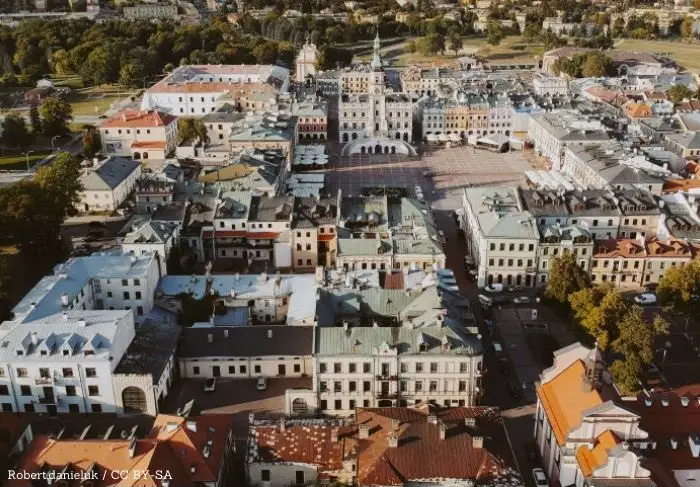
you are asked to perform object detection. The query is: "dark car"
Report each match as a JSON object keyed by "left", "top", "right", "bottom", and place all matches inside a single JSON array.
[{"left": 508, "top": 381, "right": 523, "bottom": 399}]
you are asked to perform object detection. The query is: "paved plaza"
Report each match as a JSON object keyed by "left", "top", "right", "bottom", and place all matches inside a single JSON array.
[{"left": 324, "top": 145, "right": 532, "bottom": 210}]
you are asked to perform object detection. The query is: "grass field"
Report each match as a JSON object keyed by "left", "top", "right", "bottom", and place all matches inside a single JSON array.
[
  {"left": 615, "top": 39, "right": 700, "bottom": 70},
  {"left": 0, "top": 150, "right": 51, "bottom": 170},
  {"left": 66, "top": 93, "right": 125, "bottom": 116},
  {"left": 370, "top": 35, "right": 545, "bottom": 67}
]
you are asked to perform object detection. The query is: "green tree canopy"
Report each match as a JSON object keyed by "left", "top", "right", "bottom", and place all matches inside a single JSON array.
[
  {"left": 39, "top": 97, "right": 73, "bottom": 137},
  {"left": 1, "top": 112, "right": 31, "bottom": 150},
  {"left": 657, "top": 260, "right": 700, "bottom": 329},
  {"left": 486, "top": 21, "right": 505, "bottom": 46},
  {"left": 569, "top": 284, "right": 627, "bottom": 350},
  {"left": 545, "top": 253, "right": 590, "bottom": 304},
  {"left": 82, "top": 128, "right": 101, "bottom": 158},
  {"left": 582, "top": 52, "right": 612, "bottom": 77},
  {"left": 415, "top": 34, "right": 445, "bottom": 55},
  {"left": 29, "top": 104, "right": 41, "bottom": 134},
  {"left": 177, "top": 117, "right": 209, "bottom": 144},
  {"left": 667, "top": 84, "right": 693, "bottom": 104}
]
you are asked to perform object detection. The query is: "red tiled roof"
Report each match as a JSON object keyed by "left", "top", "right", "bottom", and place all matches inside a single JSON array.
[
  {"left": 215, "top": 230, "right": 247, "bottom": 238},
  {"left": 131, "top": 141, "right": 167, "bottom": 149},
  {"left": 99, "top": 109, "right": 177, "bottom": 129},
  {"left": 593, "top": 239, "right": 646, "bottom": 258},
  {"left": 383, "top": 272, "right": 405, "bottom": 290},
  {"left": 9, "top": 414, "right": 233, "bottom": 487},
  {"left": 246, "top": 232, "right": 280, "bottom": 239},
  {"left": 645, "top": 236, "right": 692, "bottom": 258}
]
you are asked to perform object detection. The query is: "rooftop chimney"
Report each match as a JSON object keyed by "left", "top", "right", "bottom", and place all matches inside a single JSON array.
[
  {"left": 465, "top": 417, "right": 476, "bottom": 427},
  {"left": 472, "top": 436, "right": 484, "bottom": 449},
  {"left": 387, "top": 434, "right": 398, "bottom": 448},
  {"left": 670, "top": 437, "right": 679, "bottom": 450},
  {"left": 662, "top": 397, "right": 670, "bottom": 407},
  {"left": 690, "top": 433, "right": 700, "bottom": 458},
  {"left": 279, "top": 419, "right": 286, "bottom": 433},
  {"left": 682, "top": 396, "right": 690, "bottom": 407},
  {"left": 391, "top": 419, "right": 400, "bottom": 431},
  {"left": 439, "top": 422, "right": 447, "bottom": 440},
  {"left": 359, "top": 424, "right": 369, "bottom": 439},
  {"left": 427, "top": 415, "right": 438, "bottom": 425},
  {"left": 186, "top": 420, "right": 197, "bottom": 433}
]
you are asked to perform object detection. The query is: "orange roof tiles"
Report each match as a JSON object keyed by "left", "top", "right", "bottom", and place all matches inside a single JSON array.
[
  {"left": 624, "top": 102, "right": 652, "bottom": 119},
  {"left": 576, "top": 430, "right": 620, "bottom": 477},
  {"left": 536, "top": 360, "right": 604, "bottom": 445},
  {"left": 99, "top": 109, "right": 177, "bottom": 129},
  {"left": 131, "top": 141, "right": 167, "bottom": 149},
  {"left": 663, "top": 179, "right": 700, "bottom": 193},
  {"left": 645, "top": 236, "right": 692, "bottom": 258},
  {"left": 246, "top": 232, "right": 280, "bottom": 239},
  {"left": 8, "top": 414, "right": 233, "bottom": 487},
  {"left": 593, "top": 239, "right": 646, "bottom": 258}
]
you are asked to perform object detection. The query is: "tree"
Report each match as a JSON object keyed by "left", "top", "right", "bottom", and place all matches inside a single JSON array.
[
  {"left": 119, "top": 62, "right": 146, "bottom": 89},
  {"left": 545, "top": 253, "right": 590, "bottom": 305},
  {"left": 1, "top": 113, "right": 31, "bottom": 150},
  {"left": 82, "top": 128, "right": 101, "bottom": 158},
  {"left": 486, "top": 21, "right": 505, "bottom": 46},
  {"left": 609, "top": 356, "right": 643, "bottom": 396},
  {"left": 657, "top": 260, "right": 700, "bottom": 331},
  {"left": 694, "top": 0, "right": 700, "bottom": 10},
  {"left": 582, "top": 52, "right": 611, "bottom": 77},
  {"left": 39, "top": 98, "right": 73, "bottom": 137},
  {"left": 33, "top": 152, "right": 83, "bottom": 220},
  {"left": 523, "top": 23, "right": 541, "bottom": 42},
  {"left": 405, "top": 40, "right": 417, "bottom": 53},
  {"left": 447, "top": 32, "right": 462, "bottom": 53},
  {"left": 569, "top": 284, "right": 627, "bottom": 350},
  {"left": 540, "top": 30, "right": 565, "bottom": 51},
  {"left": 680, "top": 17, "right": 695, "bottom": 38},
  {"left": 177, "top": 117, "right": 209, "bottom": 144},
  {"left": 315, "top": 46, "right": 353, "bottom": 70},
  {"left": 52, "top": 49, "right": 71, "bottom": 76},
  {"left": 29, "top": 104, "right": 41, "bottom": 134},
  {"left": 0, "top": 255, "right": 11, "bottom": 322},
  {"left": 667, "top": 84, "right": 693, "bottom": 104},
  {"left": 415, "top": 34, "right": 445, "bottom": 55}
]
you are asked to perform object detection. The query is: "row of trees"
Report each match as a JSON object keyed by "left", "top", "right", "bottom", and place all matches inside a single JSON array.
[
  {"left": 544, "top": 254, "right": 700, "bottom": 395},
  {"left": 1, "top": 97, "right": 74, "bottom": 151},
  {"left": 552, "top": 51, "right": 613, "bottom": 78}
]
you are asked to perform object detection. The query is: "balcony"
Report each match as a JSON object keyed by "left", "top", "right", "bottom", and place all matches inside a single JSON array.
[
  {"left": 38, "top": 396, "right": 58, "bottom": 405},
  {"left": 526, "top": 266, "right": 536, "bottom": 273},
  {"left": 35, "top": 376, "right": 53, "bottom": 385},
  {"left": 377, "top": 392, "right": 398, "bottom": 399}
]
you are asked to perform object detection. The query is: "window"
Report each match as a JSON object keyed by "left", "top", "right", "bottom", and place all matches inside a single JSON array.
[
  {"left": 0, "top": 385, "right": 8, "bottom": 395},
  {"left": 193, "top": 366, "right": 200, "bottom": 375},
  {"left": 228, "top": 366, "right": 235, "bottom": 374},
  {"left": 415, "top": 381, "right": 423, "bottom": 392},
  {"left": 498, "top": 259, "right": 504, "bottom": 266},
  {"left": 135, "top": 291, "right": 142, "bottom": 300},
  {"left": 123, "top": 292, "right": 130, "bottom": 300},
  {"left": 429, "top": 381, "right": 438, "bottom": 392},
  {"left": 334, "top": 381, "right": 342, "bottom": 392},
  {"left": 499, "top": 243, "right": 505, "bottom": 251},
  {"left": 400, "top": 362, "right": 408, "bottom": 373},
  {"left": 122, "top": 279, "right": 128, "bottom": 286},
  {"left": 363, "top": 362, "right": 371, "bottom": 373},
  {"left": 349, "top": 381, "right": 357, "bottom": 392},
  {"left": 294, "top": 363, "right": 300, "bottom": 373},
  {"left": 66, "top": 386, "right": 77, "bottom": 396},
  {"left": 334, "top": 363, "right": 342, "bottom": 373},
  {"left": 335, "top": 400, "right": 342, "bottom": 410},
  {"left": 68, "top": 404, "right": 79, "bottom": 413},
  {"left": 509, "top": 244, "right": 514, "bottom": 251},
  {"left": 24, "top": 403, "right": 35, "bottom": 412},
  {"left": 416, "top": 362, "right": 423, "bottom": 372},
  {"left": 528, "top": 244, "right": 535, "bottom": 251},
  {"left": 489, "top": 243, "right": 495, "bottom": 251},
  {"left": 86, "top": 368, "right": 97, "bottom": 378},
  {"left": 363, "top": 381, "right": 371, "bottom": 392},
  {"left": 592, "top": 219, "right": 598, "bottom": 227},
  {"left": 489, "top": 259, "right": 494, "bottom": 266},
  {"left": 88, "top": 385, "right": 99, "bottom": 396},
  {"left": 319, "top": 362, "right": 327, "bottom": 373},
  {"left": 17, "top": 368, "right": 27, "bottom": 377},
  {"left": 20, "top": 385, "right": 31, "bottom": 396},
  {"left": 460, "top": 362, "right": 468, "bottom": 373},
  {"left": 254, "top": 365, "right": 261, "bottom": 373},
  {"left": 430, "top": 362, "right": 438, "bottom": 373},
  {"left": 349, "top": 363, "right": 356, "bottom": 373}
]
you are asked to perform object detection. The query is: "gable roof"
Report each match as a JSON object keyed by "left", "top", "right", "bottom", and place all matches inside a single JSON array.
[
  {"left": 99, "top": 109, "right": 177, "bottom": 129},
  {"left": 80, "top": 157, "right": 141, "bottom": 191},
  {"left": 576, "top": 430, "right": 621, "bottom": 477},
  {"left": 536, "top": 360, "right": 604, "bottom": 445}
]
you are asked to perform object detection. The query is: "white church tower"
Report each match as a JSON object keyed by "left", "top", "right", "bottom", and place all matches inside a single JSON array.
[{"left": 295, "top": 36, "right": 318, "bottom": 83}]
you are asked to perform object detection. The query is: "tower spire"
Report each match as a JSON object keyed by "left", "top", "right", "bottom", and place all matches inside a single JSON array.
[{"left": 371, "top": 29, "right": 382, "bottom": 70}]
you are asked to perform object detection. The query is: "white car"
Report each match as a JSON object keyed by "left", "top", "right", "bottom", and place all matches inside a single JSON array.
[
  {"left": 634, "top": 293, "right": 657, "bottom": 305},
  {"left": 204, "top": 378, "right": 216, "bottom": 392},
  {"left": 532, "top": 468, "right": 548, "bottom": 487},
  {"left": 438, "top": 268, "right": 455, "bottom": 278},
  {"left": 513, "top": 296, "right": 530, "bottom": 304},
  {"left": 485, "top": 283, "right": 504, "bottom": 293},
  {"left": 256, "top": 377, "right": 268, "bottom": 391}
]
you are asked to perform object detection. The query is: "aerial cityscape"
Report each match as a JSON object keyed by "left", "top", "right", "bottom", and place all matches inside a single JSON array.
[{"left": 1, "top": 0, "right": 700, "bottom": 486}]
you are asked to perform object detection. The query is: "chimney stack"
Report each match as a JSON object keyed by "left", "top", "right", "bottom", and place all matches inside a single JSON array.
[
  {"left": 427, "top": 415, "right": 438, "bottom": 425},
  {"left": 439, "top": 422, "right": 447, "bottom": 440},
  {"left": 279, "top": 419, "right": 286, "bottom": 433},
  {"left": 391, "top": 419, "right": 400, "bottom": 431},
  {"left": 359, "top": 424, "right": 369, "bottom": 439},
  {"left": 186, "top": 420, "right": 197, "bottom": 433},
  {"left": 388, "top": 434, "right": 398, "bottom": 448},
  {"left": 472, "top": 436, "right": 484, "bottom": 449}
]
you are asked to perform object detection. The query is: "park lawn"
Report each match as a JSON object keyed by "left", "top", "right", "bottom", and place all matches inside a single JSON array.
[
  {"left": 615, "top": 38, "right": 700, "bottom": 71},
  {"left": 66, "top": 93, "right": 125, "bottom": 116},
  {"left": 0, "top": 150, "right": 51, "bottom": 170}
]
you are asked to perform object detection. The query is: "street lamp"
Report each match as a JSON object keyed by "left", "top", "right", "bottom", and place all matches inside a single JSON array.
[
  {"left": 51, "top": 135, "right": 59, "bottom": 153},
  {"left": 23, "top": 150, "right": 34, "bottom": 172}
]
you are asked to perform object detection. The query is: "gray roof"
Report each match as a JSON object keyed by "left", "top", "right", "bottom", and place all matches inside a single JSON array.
[
  {"left": 393, "top": 239, "right": 443, "bottom": 256},
  {"left": 249, "top": 195, "right": 294, "bottom": 222},
  {"left": 178, "top": 325, "right": 313, "bottom": 358},
  {"left": 315, "top": 326, "right": 481, "bottom": 356},
  {"left": 614, "top": 190, "right": 660, "bottom": 216},
  {"left": 463, "top": 187, "right": 539, "bottom": 240},
  {"left": 567, "top": 143, "right": 666, "bottom": 186},
  {"left": 337, "top": 239, "right": 392, "bottom": 256},
  {"left": 114, "top": 321, "right": 180, "bottom": 378},
  {"left": 292, "top": 194, "right": 338, "bottom": 228},
  {"left": 340, "top": 195, "right": 389, "bottom": 231},
  {"left": 80, "top": 156, "right": 140, "bottom": 191},
  {"left": 667, "top": 131, "right": 700, "bottom": 150},
  {"left": 122, "top": 221, "right": 178, "bottom": 244}
]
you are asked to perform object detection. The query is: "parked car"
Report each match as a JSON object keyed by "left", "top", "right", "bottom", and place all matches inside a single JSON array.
[
  {"left": 256, "top": 377, "right": 267, "bottom": 391},
  {"left": 513, "top": 296, "right": 530, "bottom": 304},
  {"left": 204, "top": 378, "right": 216, "bottom": 392},
  {"left": 422, "top": 170, "right": 434, "bottom": 178},
  {"left": 634, "top": 293, "right": 657, "bottom": 305},
  {"left": 478, "top": 294, "right": 493, "bottom": 307},
  {"left": 437, "top": 268, "right": 455, "bottom": 278},
  {"left": 484, "top": 283, "right": 504, "bottom": 293},
  {"left": 508, "top": 285, "right": 524, "bottom": 292},
  {"left": 532, "top": 468, "right": 549, "bottom": 487}
]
